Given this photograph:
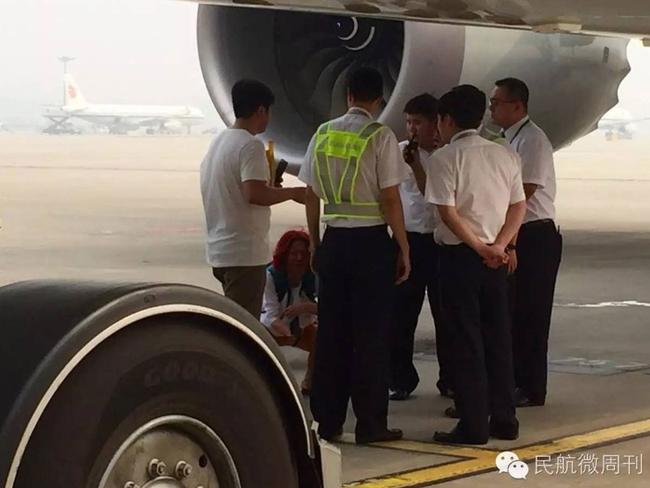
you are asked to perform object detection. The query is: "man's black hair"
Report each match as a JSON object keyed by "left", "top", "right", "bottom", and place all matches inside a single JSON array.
[
  {"left": 404, "top": 93, "right": 439, "bottom": 121},
  {"left": 438, "top": 85, "right": 486, "bottom": 130},
  {"left": 232, "top": 79, "right": 275, "bottom": 119},
  {"left": 347, "top": 67, "right": 384, "bottom": 103},
  {"left": 495, "top": 77, "right": 529, "bottom": 110}
]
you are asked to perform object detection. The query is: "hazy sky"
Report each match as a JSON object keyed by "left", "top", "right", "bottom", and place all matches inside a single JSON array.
[
  {"left": 617, "top": 40, "right": 650, "bottom": 116},
  {"left": 0, "top": 0, "right": 214, "bottom": 123},
  {"left": 1, "top": 0, "right": 649, "bottom": 126}
]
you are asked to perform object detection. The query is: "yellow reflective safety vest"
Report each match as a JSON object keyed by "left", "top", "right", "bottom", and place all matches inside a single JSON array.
[{"left": 314, "top": 120, "right": 385, "bottom": 219}]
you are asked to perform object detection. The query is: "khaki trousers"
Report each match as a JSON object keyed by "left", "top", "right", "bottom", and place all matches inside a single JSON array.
[{"left": 212, "top": 265, "right": 267, "bottom": 319}]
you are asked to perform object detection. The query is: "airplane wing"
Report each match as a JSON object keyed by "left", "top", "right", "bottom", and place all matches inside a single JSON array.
[
  {"left": 191, "top": 0, "right": 650, "bottom": 38},
  {"left": 136, "top": 117, "right": 183, "bottom": 126},
  {"left": 600, "top": 117, "right": 650, "bottom": 126},
  {"left": 122, "top": 117, "right": 186, "bottom": 133}
]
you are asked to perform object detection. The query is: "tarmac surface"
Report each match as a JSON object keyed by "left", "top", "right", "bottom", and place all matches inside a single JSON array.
[{"left": 1, "top": 132, "right": 649, "bottom": 486}]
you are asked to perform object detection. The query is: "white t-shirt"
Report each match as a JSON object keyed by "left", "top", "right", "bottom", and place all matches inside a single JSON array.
[
  {"left": 504, "top": 116, "right": 556, "bottom": 223},
  {"left": 260, "top": 270, "right": 317, "bottom": 330},
  {"left": 200, "top": 128, "right": 271, "bottom": 267},
  {"left": 398, "top": 141, "right": 438, "bottom": 234},
  {"left": 426, "top": 130, "right": 525, "bottom": 245},
  {"left": 299, "top": 107, "right": 408, "bottom": 228}
]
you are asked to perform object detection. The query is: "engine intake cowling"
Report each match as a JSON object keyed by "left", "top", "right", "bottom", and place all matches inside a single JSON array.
[{"left": 198, "top": 5, "right": 629, "bottom": 163}]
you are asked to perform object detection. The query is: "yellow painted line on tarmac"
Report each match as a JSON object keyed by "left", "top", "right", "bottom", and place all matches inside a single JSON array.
[
  {"left": 514, "top": 417, "right": 650, "bottom": 461},
  {"left": 369, "top": 439, "right": 495, "bottom": 460},
  {"left": 342, "top": 417, "right": 650, "bottom": 487},
  {"left": 338, "top": 435, "right": 495, "bottom": 460},
  {"left": 344, "top": 457, "right": 495, "bottom": 488}
]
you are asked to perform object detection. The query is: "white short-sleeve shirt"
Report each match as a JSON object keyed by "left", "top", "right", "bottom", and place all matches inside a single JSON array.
[
  {"left": 200, "top": 128, "right": 271, "bottom": 267},
  {"left": 504, "top": 116, "right": 556, "bottom": 223},
  {"left": 398, "top": 141, "right": 438, "bottom": 234},
  {"left": 260, "top": 270, "right": 317, "bottom": 330},
  {"left": 298, "top": 107, "right": 409, "bottom": 228},
  {"left": 426, "top": 130, "right": 525, "bottom": 245}
]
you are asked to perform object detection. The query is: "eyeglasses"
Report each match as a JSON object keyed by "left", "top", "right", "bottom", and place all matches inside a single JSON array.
[{"left": 489, "top": 98, "right": 518, "bottom": 107}]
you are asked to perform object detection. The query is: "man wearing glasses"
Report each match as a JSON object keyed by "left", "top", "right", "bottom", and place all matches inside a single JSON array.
[{"left": 490, "top": 77, "right": 563, "bottom": 409}]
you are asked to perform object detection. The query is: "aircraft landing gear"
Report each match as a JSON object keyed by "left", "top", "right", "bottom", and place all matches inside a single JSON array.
[
  {"left": 98, "top": 416, "right": 240, "bottom": 488},
  {"left": 43, "top": 116, "right": 80, "bottom": 135},
  {"left": 0, "top": 281, "right": 317, "bottom": 488}
]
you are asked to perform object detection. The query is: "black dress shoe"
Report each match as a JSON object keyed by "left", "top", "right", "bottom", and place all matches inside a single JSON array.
[
  {"left": 515, "top": 388, "right": 544, "bottom": 408},
  {"left": 356, "top": 428, "right": 403, "bottom": 444},
  {"left": 517, "top": 397, "right": 544, "bottom": 408},
  {"left": 433, "top": 426, "right": 487, "bottom": 445},
  {"left": 389, "top": 389, "right": 411, "bottom": 401},
  {"left": 489, "top": 421, "right": 519, "bottom": 440},
  {"left": 319, "top": 427, "right": 343, "bottom": 442},
  {"left": 437, "top": 380, "right": 455, "bottom": 399},
  {"left": 439, "top": 387, "right": 456, "bottom": 399},
  {"left": 444, "top": 406, "right": 460, "bottom": 419}
]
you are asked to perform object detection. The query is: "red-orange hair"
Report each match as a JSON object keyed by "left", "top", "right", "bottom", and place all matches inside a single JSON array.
[{"left": 272, "top": 229, "right": 311, "bottom": 271}]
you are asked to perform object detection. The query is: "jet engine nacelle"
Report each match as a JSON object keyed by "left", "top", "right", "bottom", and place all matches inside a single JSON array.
[
  {"left": 163, "top": 119, "right": 184, "bottom": 132},
  {"left": 197, "top": 6, "right": 629, "bottom": 163}
]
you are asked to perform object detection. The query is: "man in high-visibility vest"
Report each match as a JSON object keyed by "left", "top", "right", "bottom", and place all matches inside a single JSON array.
[{"left": 299, "top": 67, "right": 411, "bottom": 444}]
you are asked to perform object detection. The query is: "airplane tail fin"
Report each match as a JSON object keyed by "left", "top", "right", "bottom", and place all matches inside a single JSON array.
[{"left": 63, "top": 74, "right": 88, "bottom": 109}]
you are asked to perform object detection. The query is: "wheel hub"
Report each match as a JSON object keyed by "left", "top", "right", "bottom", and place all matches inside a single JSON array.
[
  {"left": 100, "top": 416, "right": 240, "bottom": 488},
  {"left": 141, "top": 478, "right": 184, "bottom": 488}
]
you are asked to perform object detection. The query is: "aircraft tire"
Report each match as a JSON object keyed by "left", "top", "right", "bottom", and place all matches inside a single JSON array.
[{"left": 10, "top": 315, "right": 299, "bottom": 488}]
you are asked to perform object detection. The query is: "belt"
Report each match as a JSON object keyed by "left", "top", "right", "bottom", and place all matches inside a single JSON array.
[
  {"left": 325, "top": 224, "right": 388, "bottom": 236},
  {"left": 439, "top": 243, "right": 471, "bottom": 250},
  {"left": 522, "top": 219, "right": 555, "bottom": 228},
  {"left": 407, "top": 231, "right": 434, "bottom": 238}
]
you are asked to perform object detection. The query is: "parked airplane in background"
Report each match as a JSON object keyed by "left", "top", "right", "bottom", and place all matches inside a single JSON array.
[
  {"left": 598, "top": 107, "right": 650, "bottom": 140},
  {"left": 43, "top": 74, "right": 205, "bottom": 135}
]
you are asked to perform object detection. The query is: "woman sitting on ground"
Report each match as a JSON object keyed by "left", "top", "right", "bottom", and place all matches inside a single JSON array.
[{"left": 261, "top": 229, "right": 318, "bottom": 394}]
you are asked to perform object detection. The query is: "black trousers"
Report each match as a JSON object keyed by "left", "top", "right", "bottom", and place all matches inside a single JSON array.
[
  {"left": 441, "top": 245, "right": 517, "bottom": 441},
  {"left": 310, "top": 225, "right": 396, "bottom": 437},
  {"left": 512, "top": 220, "right": 563, "bottom": 403},
  {"left": 390, "top": 232, "right": 453, "bottom": 394}
]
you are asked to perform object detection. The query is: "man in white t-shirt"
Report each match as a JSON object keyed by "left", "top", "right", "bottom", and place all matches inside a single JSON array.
[
  {"left": 389, "top": 93, "right": 454, "bottom": 402},
  {"left": 427, "top": 85, "right": 526, "bottom": 445},
  {"left": 200, "top": 79, "right": 305, "bottom": 318},
  {"left": 490, "top": 78, "right": 562, "bottom": 408}
]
